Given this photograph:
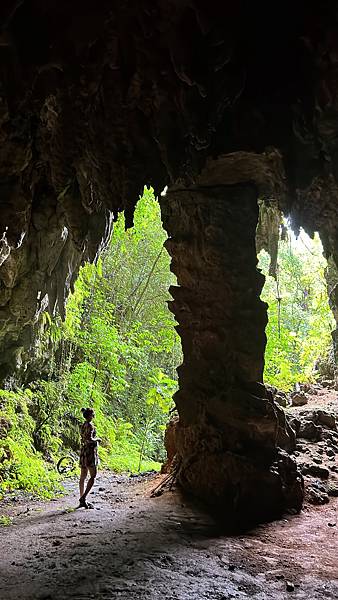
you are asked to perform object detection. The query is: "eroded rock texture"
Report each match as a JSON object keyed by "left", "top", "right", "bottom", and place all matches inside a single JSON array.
[
  {"left": 1, "top": 0, "right": 338, "bottom": 521},
  {"left": 162, "top": 181, "right": 303, "bottom": 524}
]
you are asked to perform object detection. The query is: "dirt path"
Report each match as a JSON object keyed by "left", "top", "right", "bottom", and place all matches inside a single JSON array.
[{"left": 0, "top": 473, "right": 337, "bottom": 600}]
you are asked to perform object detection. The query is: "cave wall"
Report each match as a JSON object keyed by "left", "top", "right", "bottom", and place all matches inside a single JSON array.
[
  {"left": 161, "top": 164, "right": 303, "bottom": 524},
  {"left": 1, "top": 0, "right": 338, "bottom": 374},
  {"left": 1, "top": 0, "right": 338, "bottom": 519}
]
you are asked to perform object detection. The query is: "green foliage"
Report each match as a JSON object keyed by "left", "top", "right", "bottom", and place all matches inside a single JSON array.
[
  {"left": 0, "top": 188, "right": 180, "bottom": 496},
  {"left": 54, "top": 189, "right": 180, "bottom": 470},
  {"left": 0, "top": 389, "right": 61, "bottom": 498},
  {"left": 259, "top": 231, "right": 334, "bottom": 391},
  {"left": 0, "top": 515, "right": 12, "bottom": 526}
]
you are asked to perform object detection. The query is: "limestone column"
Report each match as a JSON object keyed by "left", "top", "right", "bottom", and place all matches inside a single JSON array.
[{"left": 161, "top": 183, "right": 303, "bottom": 526}]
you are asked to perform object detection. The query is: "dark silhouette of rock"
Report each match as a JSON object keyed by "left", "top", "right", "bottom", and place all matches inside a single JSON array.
[
  {"left": 307, "top": 483, "right": 330, "bottom": 505},
  {"left": 302, "top": 464, "right": 330, "bottom": 479},
  {"left": 161, "top": 414, "right": 179, "bottom": 474},
  {"left": 298, "top": 422, "right": 322, "bottom": 442},
  {"left": 289, "top": 418, "right": 301, "bottom": 436},
  {"left": 291, "top": 392, "right": 308, "bottom": 407},
  {"left": 316, "top": 410, "right": 337, "bottom": 431},
  {"left": 275, "top": 392, "right": 288, "bottom": 408},
  {"left": 321, "top": 380, "right": 335, "bottom": 389}
]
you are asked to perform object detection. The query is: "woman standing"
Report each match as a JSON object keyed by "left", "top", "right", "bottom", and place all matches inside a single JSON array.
[{"left": 79, "top": 407, "right": 101, "bottom": 508}]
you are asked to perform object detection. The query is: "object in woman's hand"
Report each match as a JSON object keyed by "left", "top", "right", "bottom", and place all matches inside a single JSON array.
[{"left": 91, "top": 438, "right": 101, "bottom": 447}]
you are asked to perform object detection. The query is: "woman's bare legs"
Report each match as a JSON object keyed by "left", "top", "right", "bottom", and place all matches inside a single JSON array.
[
  {"left": 79, "top": 466, "right": 97, "bottom": 506},
  {"left": 83, "top": 466, "right": 97, "bottom": 499},
  {"left": 79, "top": 467, "right": 88, "bottom": 498}
]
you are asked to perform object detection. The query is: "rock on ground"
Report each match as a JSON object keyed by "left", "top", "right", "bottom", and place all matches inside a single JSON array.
[{"left": 287, "top": 387, "right": 338, "bottom": 506}]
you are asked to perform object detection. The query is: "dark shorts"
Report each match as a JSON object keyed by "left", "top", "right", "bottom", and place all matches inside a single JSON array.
[{"left": 80, "top": 443, "right": 98, "bottom": 468}]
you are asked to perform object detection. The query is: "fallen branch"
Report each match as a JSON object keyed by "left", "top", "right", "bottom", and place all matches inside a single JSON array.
[{"left": 150, "top": 458, "right": 180, "bottom": 497}]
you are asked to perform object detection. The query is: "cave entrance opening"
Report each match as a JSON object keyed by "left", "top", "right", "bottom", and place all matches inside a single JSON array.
[
  {"left": 258, "top": 226, "right": 336, "bottom": 400},
  {"left": 53, "top": 187, "right": 182, "bottom": 475},
  {"left": 0, "top": 188, "right": 182, "bottom": 499}
]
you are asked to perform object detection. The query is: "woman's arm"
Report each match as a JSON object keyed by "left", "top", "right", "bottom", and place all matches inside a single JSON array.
[{"left": 86, "top": 423, "right": 101, "bottom": 444}]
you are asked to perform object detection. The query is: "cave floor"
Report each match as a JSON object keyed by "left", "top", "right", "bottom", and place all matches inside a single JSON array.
[{"left": 0, "top": 473, "right": 337, "bottom": 600}]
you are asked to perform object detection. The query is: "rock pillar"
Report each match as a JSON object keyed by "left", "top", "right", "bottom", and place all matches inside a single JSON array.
[{"left": 161, "top": 183, "right": 303, "bottom": 526}]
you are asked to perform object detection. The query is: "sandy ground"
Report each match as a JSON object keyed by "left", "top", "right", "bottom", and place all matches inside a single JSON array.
[{"left": 0, "top": 472, "right": 337, "bottom": 600}]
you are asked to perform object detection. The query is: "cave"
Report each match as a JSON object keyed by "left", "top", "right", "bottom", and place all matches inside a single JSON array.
[{"left": 1, "top": 0, "right": 338, "bottom": 530}]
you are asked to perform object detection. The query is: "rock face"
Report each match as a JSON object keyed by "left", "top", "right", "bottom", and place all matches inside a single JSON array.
[
  {"left": 2, "top": 0, "right": 338, "bottom": 522},
  {"left": 290, "top": 402, "right": 338, "bottom": 505},
  {"left": 162, "top": 414, "right": 179, "bottom": 474},
  {"left": 161, "top": 181, "right": 303, "bottom": 525}
]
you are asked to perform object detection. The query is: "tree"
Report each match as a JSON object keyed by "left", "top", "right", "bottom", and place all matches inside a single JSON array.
[
  {"left": 259, "top": 230, "right": 334, "bottom": 391},
  {"left": 0, "top": 188, "right": 182, "bottom": 494},
  {"left": 58, "top": 188, "right": 182, "bottom": 469}
]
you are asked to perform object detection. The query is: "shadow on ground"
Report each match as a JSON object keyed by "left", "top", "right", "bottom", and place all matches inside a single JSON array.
[{"left": 0, "top": 473, "right": 337, "bottom": 599}]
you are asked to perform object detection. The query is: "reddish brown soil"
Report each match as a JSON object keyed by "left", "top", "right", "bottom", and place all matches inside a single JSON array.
[
  {"left": 0, "top": 471, "right": 337, "bottom": 600},
  {"left": 304, "top": 387, "right": 338, "bottom": 409}
]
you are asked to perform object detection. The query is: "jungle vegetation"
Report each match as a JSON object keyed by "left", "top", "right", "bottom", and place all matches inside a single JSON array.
[
  {"left": 259, "top": 230, "right": 335, "bottom": 391},
  {"left": 0, "top": 189, "right": 181, "bottom": 497},
  {"left": 0, "top": 192, "right": 334, "bottom": 498}
]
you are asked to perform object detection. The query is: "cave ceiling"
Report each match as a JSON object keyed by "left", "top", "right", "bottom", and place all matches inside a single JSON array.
[{"left": 1, "top": 0, "right": 338, "bottom": 375}]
